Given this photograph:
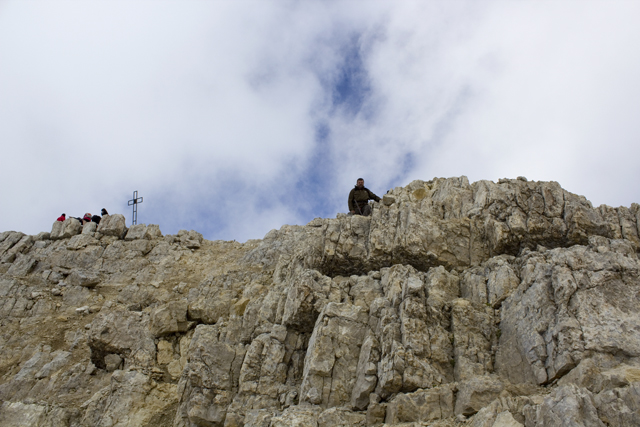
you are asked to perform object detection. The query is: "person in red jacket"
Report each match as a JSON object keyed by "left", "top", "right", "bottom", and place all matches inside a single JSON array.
[
  {"left": 82, "top": 213, "right": 92, "bottom": 224},
  {"left": 57, "top": 214, "right": 66, "bottom": 222}
]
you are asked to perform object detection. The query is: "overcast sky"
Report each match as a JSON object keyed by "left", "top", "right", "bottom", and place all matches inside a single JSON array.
[{"left": 2, "top": 0, "right": 640, "bottom": 242}]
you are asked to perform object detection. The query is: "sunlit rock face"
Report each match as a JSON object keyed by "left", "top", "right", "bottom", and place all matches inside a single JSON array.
[{"left": 1, "top": 176, "right": 640, "bottom": 426}]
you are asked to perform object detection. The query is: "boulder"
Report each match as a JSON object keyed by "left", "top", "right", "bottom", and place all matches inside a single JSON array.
[
  {"left": 149, "top": 300, "right": 191, "bottom": 337},
  {"left": 97, "top": 214, "right": 128, "bottom": 238},
  {"left": 52, "top": 218, "right": 83, "bottom": 239},
  {"left": 87, "top": 310, "right": 156, "bottom": 369},
  {"left": 124, "top": 223, "right": 162, "bottom": 241},
  {"left": 81, "top": 370, "right": 177, "bottom": 426},
  {"left": 530, "top": 384, "right": 604, "bottom": 426},
  {"left": 66, "top": 269, "right": 101, "bottom": 287},
  {"left": 270, "top": 404, "right": 322, "bottom": 427},
  {"left": 318, "top": 407, "right": 366, "bottom": 427},
  {"left": 385, "top": 384, "right": 455, "bottom": 423},
  {"left": 82, "top": 221, "right": 97, "bottom": 234},
  {"left": 455, "top": 376, "right": 504, "bottom": 416}
]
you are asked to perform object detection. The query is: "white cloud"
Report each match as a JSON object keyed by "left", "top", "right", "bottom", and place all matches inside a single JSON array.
[{"left": 1, "top": 1, "right": 639, "bottom": 240}]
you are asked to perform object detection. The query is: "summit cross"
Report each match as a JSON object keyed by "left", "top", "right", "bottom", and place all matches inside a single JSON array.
[{"left": 127, "top": 191, "right": 143, "bottom": 225}]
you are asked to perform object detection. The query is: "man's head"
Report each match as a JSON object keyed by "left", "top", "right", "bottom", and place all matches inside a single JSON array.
[{"left": 356, "top": 178, "right": 364, "bottom": 188}]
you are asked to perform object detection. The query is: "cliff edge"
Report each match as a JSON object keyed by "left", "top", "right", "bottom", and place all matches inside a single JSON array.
[{"left": 1, "top": 176, "right": 639, "bottom": 426}]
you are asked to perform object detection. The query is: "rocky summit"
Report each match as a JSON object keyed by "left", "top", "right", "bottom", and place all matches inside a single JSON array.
[{"left": 2, "top": 176, "right": 640, "bottom": 427}]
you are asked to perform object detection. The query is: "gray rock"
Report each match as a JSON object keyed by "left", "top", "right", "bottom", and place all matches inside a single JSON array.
[
  {"left": 385, "top": 384, "right": 455, "bottom": 423},
  {"left": 455, "top": 376, "right": 504, "bottom": 416},
  {"left": 300, "top": 302, "right": 369, "bottom": 407},
  {"left": 51, "top": 218, "right": 82, "bottom": 240},
  {"left": 124, "top": 223, "right": 162, "bottom": 241},
  {"left": 97, "top": 214, "right": 128, "bottom": 238},
  {"left": 452, "top": 299, "right": 494, "bottom": 381},
  {"left": 66, "top": 269, "right": 101, "bottom": 287},
  {"left": 496, "top": 243, "right": 640, "bottom": 386},
  {"left": 493, "top": 411, "right": 524, "bottom": 427},
  {"left": 82, "top": 221, "right": 97, "bottom": 234},
  {"left": 1, "top": 235, "right": 33, "bottom": 263},
  {"left": 104, "top": 353, "right": 123, "bottom": 372},
  {"left": 150, "top": 299, "right": 191, "bottom": 337},
  {"left": 318, "top": 406, "right": 366, "bottom": 426},
  {"left": 0, "top": 402, "right": 46, "bottom": 426},
  {"left": 81, "top": 370, "right": 177, "bottom": 426},
  {"left": 87, "top": 309, "right": 156, "bottom": 369},
  {"left": 6, "top": 255, "right": 37, "bottom": 277},
  {"left": 532, "top": 384, "right": 605, "bottom": 426},
  {"left": 34, "top": 350, "right": 71, "bottom": 379},
  {"left": 271, "top": 404, "right": 322, "bottom": 427},
  {"left": 49, "top": 221, "right": 65, "bottom": 240}
]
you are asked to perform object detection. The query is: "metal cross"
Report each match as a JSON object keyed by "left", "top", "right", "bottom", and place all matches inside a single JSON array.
[{"left": 127, "top": 190, "right": 143, "bottom": 225}]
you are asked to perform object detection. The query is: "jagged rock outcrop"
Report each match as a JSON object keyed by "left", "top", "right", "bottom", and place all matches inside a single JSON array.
[{"left": 1, "top": 176, "right": 640, "bottom": 426}]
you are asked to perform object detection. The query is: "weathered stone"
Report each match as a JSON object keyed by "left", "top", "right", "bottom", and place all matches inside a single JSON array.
[
  {"left": 6, "top": 255, "right": 37, "bottom": 277},
  {"left": 124, "top": 223, "right": 162, "bottom": 241},
  {"left": 318, "top": 406, "right": 366, "bottom": 427},
  {"left": 97, "top": 214, "right": 128, "bottom": 238},
  {"left": 104, "top": 353, "right": 123, "bottom": 372},
  {"left": 82, "top": 221, "right": 97, "bottom": 234},
  {"left": 351, "top": 333, "right": 380, "bottom": 410},
  {"left": 366, "top": 393, "right": 386, "bottom": 426},
  {"left": 34, "top": 350, "right": 71, "bottom": 379},
  {"left": 271, "top": 404, "right": 322, "bottom": 427},
  {"left": 468, "top": 396, "right": 534, "bottom": 427},
  {"left": 125, "top": 224, "right": 148, "bottom": 240},
  {"left": 62, "top": 218, "right": 83, "bottom": 239},
  {"left": 0, "top": 402, "right": 46, "bottom": 426},
  {"left": 66, "top": 269, "right": 101, "bottom": 287},
  {"left": 530, "top": 384, "right": 605, "bottom": 426},
  {"left": 385, "top": 384, "right": 455, "bottom": 423},
  {"left": 496, "top": 243, "right": 640, "bottom": 386},
  {"left": 87, "top": 309, "right": 156, "bottom": 369},
  {"left": 493, "top": 411, "right": 524, "bottom": 427},
  {"left": 174, "top": 324, "right": 246, "bottom": 427},
  {"left": 244, "top": 409, "right": 277, "bottom": 427},
  {"left": 150, "top": 299, "right": 191, "bottom": 336},
  {"left": 452, "top": 298, "right": 494, "bottom": 381},
  {"left": 593, "top": 382, "right": 640, "bottom": 427},
  {"left": 178, "top": 229, "right": 203, "bottom": 249},
  {"left": 81, "top": 370, "right": 177, "bottom": 426},
  {"left": 1, "top": 235, "right": 32, "bottom": 263},
  {"left": 67, "top": 233, "right": 98, "bottom": 250},
  {"left": 455, "top": 376, "right": 504, "bottom": 416},
  {"left": 301, "top": 302, "right": 370, "bottom": 407},
  {"left": 51, "top": 219, "right": 82, "bottom": 240}
]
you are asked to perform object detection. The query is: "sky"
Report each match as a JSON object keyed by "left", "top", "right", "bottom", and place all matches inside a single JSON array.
[{"left": 1, "top": 0, "right": 640, "bottom": 242}]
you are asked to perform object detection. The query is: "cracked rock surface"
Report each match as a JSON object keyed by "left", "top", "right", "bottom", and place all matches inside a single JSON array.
[{"left": 1, "top": 177, "right": 640, "bottom": 426}]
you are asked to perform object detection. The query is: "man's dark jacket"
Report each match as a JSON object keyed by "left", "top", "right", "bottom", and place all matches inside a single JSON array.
[{"left": 348, "top": 186, "right": 381, "bottom": 212}]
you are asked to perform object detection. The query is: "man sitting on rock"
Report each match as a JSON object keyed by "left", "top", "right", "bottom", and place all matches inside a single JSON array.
[{"left": 348, "top": 178, "right": 381, "bottom": 216}]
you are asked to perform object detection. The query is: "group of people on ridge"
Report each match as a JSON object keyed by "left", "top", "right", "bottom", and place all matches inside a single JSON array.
[
  {"left": 53, "top": 180, "right": 380, "bottom": 227},
  {"left": 57, "top": 208, "right": 109, "bottom": 225}
]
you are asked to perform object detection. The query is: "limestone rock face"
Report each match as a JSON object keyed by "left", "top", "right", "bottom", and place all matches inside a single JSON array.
[
  {"left": 96, "top": 214, "right": 128, "bottom": 238},
  {"left": 1, "top": 176, "right": 640, "bottom": 426}
]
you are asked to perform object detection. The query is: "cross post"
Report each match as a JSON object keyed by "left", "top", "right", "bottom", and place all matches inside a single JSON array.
[{"left": 127, "top": 191, "right": 143, "bottom": 225}]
